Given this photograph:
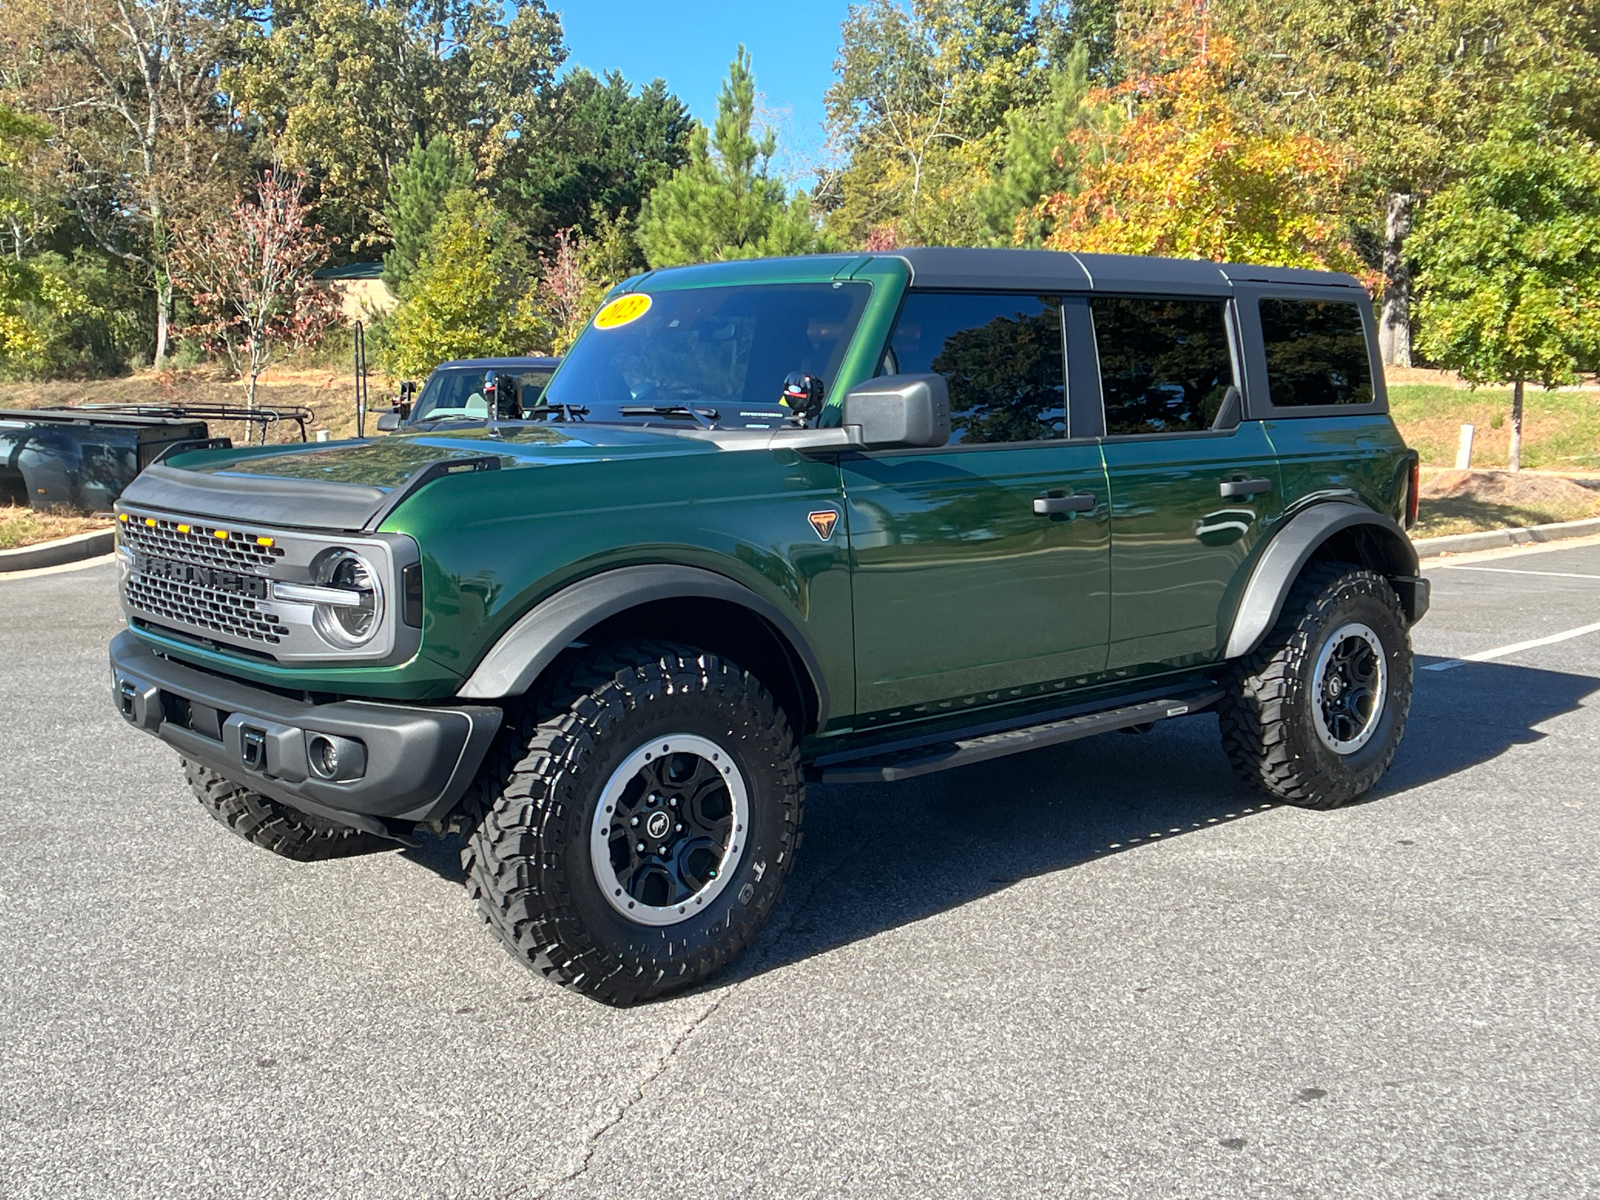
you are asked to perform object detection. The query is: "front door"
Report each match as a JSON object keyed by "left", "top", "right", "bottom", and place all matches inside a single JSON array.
[
  {"left": 1088, "top": 295, "right": 1284, "bottom": 670},
  {"left": 843, "top": 291, "right": 1111, "bottom": 722}
]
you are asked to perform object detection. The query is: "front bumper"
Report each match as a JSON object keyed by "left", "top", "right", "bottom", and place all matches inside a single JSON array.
[{"left": 110, "top": 631, "right": 501, "bottom": 833}]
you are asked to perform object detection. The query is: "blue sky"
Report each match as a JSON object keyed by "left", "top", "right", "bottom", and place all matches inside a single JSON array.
[{"left": 558, "top": 1, "right": 854, "bottom": 182}]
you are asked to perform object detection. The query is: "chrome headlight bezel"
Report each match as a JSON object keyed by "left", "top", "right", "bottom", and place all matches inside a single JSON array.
[{"left": 305, "top": 547, "right": 386, "bottom": 649}]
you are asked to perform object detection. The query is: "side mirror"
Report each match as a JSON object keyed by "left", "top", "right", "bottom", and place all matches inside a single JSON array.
[
  {"left": 375, "top": 410, "right": 401, "bottom": 432},
  {"left": 484, "top": 371, "right": 520, "bottom": 420},
  {"left": 841, "top": 374, "right": 950, "bottom": 449}
]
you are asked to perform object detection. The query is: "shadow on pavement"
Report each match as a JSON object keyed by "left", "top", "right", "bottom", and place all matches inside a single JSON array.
[{"left": 399, "top": 656, "right": 1598, "bottom": 987}]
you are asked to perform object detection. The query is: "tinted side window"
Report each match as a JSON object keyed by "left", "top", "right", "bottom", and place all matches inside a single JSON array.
[
  {"left": 1259, "top": 298, "right": 1374, "bottom": 407},
  {"left": 883, "top": 292, "right": 1065, "bottom": 444},
  {"left": 1091, "top": 297, "right": 1234, "bottom": 435}
]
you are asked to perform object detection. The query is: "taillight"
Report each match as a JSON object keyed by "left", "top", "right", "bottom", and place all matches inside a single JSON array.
[{"left": 1405, "top": 452, "right": 1420, "bottom": 529}]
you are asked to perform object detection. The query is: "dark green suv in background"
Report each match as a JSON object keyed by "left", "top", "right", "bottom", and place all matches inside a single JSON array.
[{"left": 110, "top": 248, "right": 1427, "bottom": 1005}]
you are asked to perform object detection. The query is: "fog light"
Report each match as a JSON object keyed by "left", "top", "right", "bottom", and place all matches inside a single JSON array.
[{"left": 306, "top": 733, "right": 367, "bottom": 782}]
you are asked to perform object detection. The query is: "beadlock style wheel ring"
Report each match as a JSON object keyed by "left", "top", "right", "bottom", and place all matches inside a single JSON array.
[
  {"left": 589, "top": 734, "right": 750, "bottom": 927},
  {"left": 1312, "top": 622, "right": 1388, "bottom": 755}
]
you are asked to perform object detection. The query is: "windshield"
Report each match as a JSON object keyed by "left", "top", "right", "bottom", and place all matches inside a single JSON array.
[
  {"left": 411, "top": 367, "right": 555, "bottom": 422},
  {"left": 544, "top": 283, "right": 871, "bottom": 427}
]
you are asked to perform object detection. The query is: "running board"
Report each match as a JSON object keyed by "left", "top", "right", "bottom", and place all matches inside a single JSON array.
[{"left": 818, "top": 689, "right": 1224, "bottom": 784}]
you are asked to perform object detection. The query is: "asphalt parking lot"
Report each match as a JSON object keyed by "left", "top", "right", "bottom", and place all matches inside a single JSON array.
[{"left": 3, "top": 539, "right": 1598, "bottom": 1200}]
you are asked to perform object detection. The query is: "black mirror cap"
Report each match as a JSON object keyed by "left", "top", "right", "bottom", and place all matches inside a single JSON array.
[
  {"left": 841, "top": 374, "right": 950, "bottom": 449},
  {"left": 375, "top": 410, "right": 402, "bottom": 432}
]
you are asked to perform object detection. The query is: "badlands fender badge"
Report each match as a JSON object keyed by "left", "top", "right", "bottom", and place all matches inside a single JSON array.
[{"left": 808, "top": 510, "right": 839, "bottom": 541}]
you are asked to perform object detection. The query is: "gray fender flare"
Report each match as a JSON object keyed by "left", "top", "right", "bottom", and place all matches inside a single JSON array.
[
  {"left": 456, "top": 564, "right": 830, "bottom": 727},
  {"left": 1223, "top": 501, "right": 1421, "bottom": 660}
]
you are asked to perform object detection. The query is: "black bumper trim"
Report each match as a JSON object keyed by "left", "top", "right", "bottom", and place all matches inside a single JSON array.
[{"left": 110, "top": 631, "right": 500, "bottom": 827}]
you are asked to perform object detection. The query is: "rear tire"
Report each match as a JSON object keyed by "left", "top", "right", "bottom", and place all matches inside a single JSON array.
[
  {"left": 1218, "top": 564, "right": 1412, "bottom": 809},
  {"left": 184, "top": 760, "right": 392, "bottom": 860},
  {"left": 461, "top": 641, "right": 803, "bottom": 1006}
]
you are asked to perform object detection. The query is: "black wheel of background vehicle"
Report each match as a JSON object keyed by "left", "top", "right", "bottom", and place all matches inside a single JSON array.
[
  {"left": 1218, "top": 564, "right": 1412, "bottom": 810},
  {"left": 183, "top": 760, "right": 392, "bottom": 860},
  {"left": 461, "top": 641, "right": 803, "bottom": 1006}
]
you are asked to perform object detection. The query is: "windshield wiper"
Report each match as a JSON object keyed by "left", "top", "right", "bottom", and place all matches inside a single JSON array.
[
  {"left": 524, "top": 403, "right": 589, "bottom": 422},
  {"left": 619, "top": 404, "right": 720, "bottom": 429}
]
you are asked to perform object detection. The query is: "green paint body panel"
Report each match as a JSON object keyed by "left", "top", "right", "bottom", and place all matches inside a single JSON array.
[
  {"left": 118, "top": 252, "right": 1418, "bottom": 768},
  {"left": 843, "top": 441, "right": 1110, "bottom": 722},
  {"left": 1101, "top": 422, "right": 1284, "bottom": 672}
]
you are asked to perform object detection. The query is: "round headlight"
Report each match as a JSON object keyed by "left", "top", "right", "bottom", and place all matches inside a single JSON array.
[{"left": 309, "top": 548, "right": 384, "bottom": 648}]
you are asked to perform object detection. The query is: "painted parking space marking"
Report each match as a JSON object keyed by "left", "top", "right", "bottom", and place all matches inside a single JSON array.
[
  {"left": 1434, "top": 565, "right": 1600, "bottom": 580},
  {"left": 1423, "top": 620, "right": 1600, "bottom": 671}
]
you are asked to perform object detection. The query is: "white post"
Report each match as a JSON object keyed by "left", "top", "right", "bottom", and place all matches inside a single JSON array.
[
  {"left": 315, "top": 429, "right": 330, "bottom": 443},
  {"left": 1454, "top": 423, "right": 1475, "bottom": 470}
]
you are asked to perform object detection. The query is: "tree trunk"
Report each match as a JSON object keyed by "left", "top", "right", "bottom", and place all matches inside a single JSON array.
[
  {"left": 153, "top": 273, "right": 172, "bottom": 370},
  {"left": 1509, "top": 377, "right": 1524, "bottom": 473},
  {"left": 1378, "top": 191, "right": 1416, "bottom": 368}
]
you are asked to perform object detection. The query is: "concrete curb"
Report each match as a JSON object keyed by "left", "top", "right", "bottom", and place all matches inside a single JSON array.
[
  {"left": 1413, "top": 516, "right": 1600, "bottom": 559},
  {"left": 0, "top": 527, "right": 115, "bottom": 572}
]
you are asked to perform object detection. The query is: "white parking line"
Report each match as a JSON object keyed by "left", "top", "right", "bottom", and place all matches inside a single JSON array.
[
  {"left": 1423, "top": 621, "right": 1600, "bottom": 671},
  {"left": 1435, "top": 565, "right": 1600, "bottom": 580}
]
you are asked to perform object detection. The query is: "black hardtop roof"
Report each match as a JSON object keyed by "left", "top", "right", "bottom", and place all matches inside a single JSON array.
[
  {"left": 891, "top": 247, "right": 1360, "bottom": 293},
  {"left": 432, "top": 356, "right": 561, "bottom": 371}
]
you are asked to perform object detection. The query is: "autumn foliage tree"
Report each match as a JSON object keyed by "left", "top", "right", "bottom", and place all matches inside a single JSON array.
[
  {"left": 168, "top": 172, "right": 337, "bottom": 414},
  {"left": 1040, "top": 3, "right": 1356, "bottom": 270},
  {"left": 382, "top": 189, "right": 545, "bottom": 379}
]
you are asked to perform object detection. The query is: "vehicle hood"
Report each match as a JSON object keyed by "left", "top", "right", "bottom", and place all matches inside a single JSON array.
[{"left": 118, "top": 424, "right": 716, "bottom": 532}]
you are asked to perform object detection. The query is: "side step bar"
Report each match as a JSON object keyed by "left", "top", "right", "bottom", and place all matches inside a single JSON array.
[{"left": 818, "top": 688, "right": 1225, "bottom": 784}]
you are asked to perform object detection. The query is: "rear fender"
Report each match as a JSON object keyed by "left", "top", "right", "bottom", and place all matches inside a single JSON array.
[{"left": 1223, "top": 502, "right": 1425, "bottom": 659}]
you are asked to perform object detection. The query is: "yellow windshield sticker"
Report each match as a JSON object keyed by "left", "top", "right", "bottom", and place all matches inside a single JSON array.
[{"left": 593, "top": 293, "right": 652, "bottom": 330}]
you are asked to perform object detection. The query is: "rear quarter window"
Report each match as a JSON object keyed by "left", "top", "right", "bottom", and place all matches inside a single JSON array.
[{"left": 1259, "top": 298, "right": 1374, "bottom": 407}]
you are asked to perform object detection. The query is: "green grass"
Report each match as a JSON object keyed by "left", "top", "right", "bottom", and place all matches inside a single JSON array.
[
  {"left": 1412, "top": 494, "right": 1600, "bottom": 539},
  {"left": 1389, "top": 384, "right": 1600, "bottom": 471}
]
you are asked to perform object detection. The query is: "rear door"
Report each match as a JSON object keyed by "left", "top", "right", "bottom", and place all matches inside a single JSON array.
[
  {"left": 843, "top": 291, "right": 1110, "bottom": 722},
  {"left": 1088, "top": 295, "right": 1285, "bottom": 670}
]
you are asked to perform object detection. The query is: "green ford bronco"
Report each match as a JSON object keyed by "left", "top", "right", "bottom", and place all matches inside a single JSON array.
[{"left": 110, "top": 248, "right": 1427, "bottom": 1005}]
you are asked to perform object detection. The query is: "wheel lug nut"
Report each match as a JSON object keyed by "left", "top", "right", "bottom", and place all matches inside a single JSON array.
[
  {"left": 675, "top": 823, "right": 683, "bottom": 832},
  {"left": 629, "top": 816, "right": 639, "bottom": 826},
  {"left": 636, "top": 841, "right": 646, "bottom": 853}
]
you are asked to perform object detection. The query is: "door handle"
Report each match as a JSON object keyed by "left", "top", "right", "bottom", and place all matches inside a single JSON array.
[
  {"left": 1219, "top": 477, "right": 1273, "bottom": 499},
  {"left": 1033, "top": 492, "right": 1096, "bottom": 515}
]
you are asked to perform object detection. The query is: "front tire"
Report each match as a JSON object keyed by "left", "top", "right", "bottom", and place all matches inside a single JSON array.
[
  {"left": 184, "top": 760, "right": 391, "bottom": 860},
  {"left": 1218, "top": 564, "right": 1412, "bottom": 809},
  {"left": 461, "top": 642, "right": 803, "bottom": 1006}
]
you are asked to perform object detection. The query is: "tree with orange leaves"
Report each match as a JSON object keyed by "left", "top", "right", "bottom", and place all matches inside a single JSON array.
[{"left": 1039, "top": 1, "right": 1358, "bottom": 272}]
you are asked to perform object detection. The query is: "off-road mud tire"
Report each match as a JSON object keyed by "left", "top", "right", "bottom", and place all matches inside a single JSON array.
[
  {"left": 183, "top": 760, "right": 392, "bottom": 860},
  {"left": 1218, "top": 564, "right": 1412, "bottom": 810},
  {"left": 460, "top": 641, "right": 803, "bottom": 1006}
]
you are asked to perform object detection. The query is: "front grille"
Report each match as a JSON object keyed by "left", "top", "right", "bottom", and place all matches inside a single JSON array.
[
  {"left": 120, "top": 515, "right": 286, "bottom": 572},
  {"left": 121, "top": 512, "right": 290, "bottom": 647},
  {"left": 125, "top": 571, "right": 290, "bottom": 644}
]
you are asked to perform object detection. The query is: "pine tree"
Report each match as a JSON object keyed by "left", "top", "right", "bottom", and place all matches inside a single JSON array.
[
  {"left": 977, "top": 42, "right": 1112, "bottom": 245},
  {"left": 636, "top": 47, "right": 824, "bottom": 268},
  {"left": 383, "top": 136, "right": 473, "bottom": 289}
]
